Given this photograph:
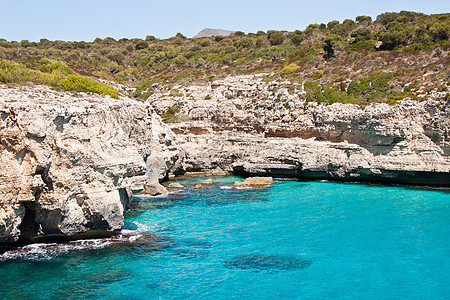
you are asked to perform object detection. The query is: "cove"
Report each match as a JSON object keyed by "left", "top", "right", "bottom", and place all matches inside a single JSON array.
[{"left": 0, "top": 177, "right": 449, "bottom": 299}]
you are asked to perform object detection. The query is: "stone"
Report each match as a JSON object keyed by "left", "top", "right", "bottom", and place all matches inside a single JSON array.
[
  {"left": 199, "top": 178, "right": 213, "bottom": 185},
  {"left": 194, "top": 184, "right": 203, "bottom": 189},
  {"left": 233, "top": 177, "right": 274, "bottom": 188},
  {"left": 168, "top": 182, "right": 184, "bottom": 189},
  {"left": 212, "top": 166, "right": 227, "bottom": 176}
]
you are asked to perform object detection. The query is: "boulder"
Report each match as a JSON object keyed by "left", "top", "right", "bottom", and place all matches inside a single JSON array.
[
  {"left": 233, "top": 177, "right": 274, "bottom": 188},
  {"left": 212, "top": 166, "right": 227, "bottom": 176},
  {"left": 168, "top": 182, "right": 185, "bottom": 189}
]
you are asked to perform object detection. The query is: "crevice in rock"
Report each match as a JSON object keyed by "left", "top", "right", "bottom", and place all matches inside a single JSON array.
[
  {"left": 35, "top": 166, "right": 54, "bottom": 191},
  {"left": 17, "top": 201, "right": 38, "bottom": 244}
]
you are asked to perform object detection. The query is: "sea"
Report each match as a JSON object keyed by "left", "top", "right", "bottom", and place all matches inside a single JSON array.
[{"left": 0, "top": 176, "right": 449, "bottom": 299}]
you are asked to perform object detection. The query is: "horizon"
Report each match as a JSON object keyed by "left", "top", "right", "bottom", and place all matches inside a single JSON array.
[{"left": 1, "top": 0, "right": 449, "bottom": 42}]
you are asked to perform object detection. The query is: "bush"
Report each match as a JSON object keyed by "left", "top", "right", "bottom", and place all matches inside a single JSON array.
[
  {"left": 323, "top": 34, "right": 344, "bottom": 58},
  {"left": 281, "top": 63, "right": 299, "bottom": 74},
  {"left": 379, "top": 21, "right": 412, "bottom": 50},
  {"left": 60, "top": 74, "right": 119, "bottom": 98},
  {"left": 175, "top": 32, "right": 186, "bottom": 39},
  {"left": 235, "top": 37, "right": 253, "bottom": 48},
  {"left": 350, "top": 28, "right": 373, "bottom": 43},
  {"left": 428, "top": 21, "right": 449, "bottom": 41},
  {"left": 356, "top": 15, "right": 372, "bottom": 26},
  {"left": 269, "top": 32, "right": 285, "bottom": 45},
  {"left": 327, "top": 20, "right": 339, "bottom": 29},
  {"left": 290, "top": 34, "right": 304, "bottom": 46},
  {"left": 135, "top": 41, "right": 148, "bottom": 50}
]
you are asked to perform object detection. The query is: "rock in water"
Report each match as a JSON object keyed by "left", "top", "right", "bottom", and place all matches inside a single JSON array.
[
  {"left": 168, "top": 182, "right": 185, "bottom": 189},
  {"left": 224, "top": 254, "right": 312, "bottom": 271},
  {"left": 0, "top": 85, "right": 180, "bottom": 244},
  {"left": 233, "top": 177, "right": 274, "bottom": 188}
]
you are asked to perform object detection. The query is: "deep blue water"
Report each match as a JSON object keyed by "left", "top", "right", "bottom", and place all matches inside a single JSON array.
[{"left": 0, "top": 177, "right": 449, "bottom": 299}]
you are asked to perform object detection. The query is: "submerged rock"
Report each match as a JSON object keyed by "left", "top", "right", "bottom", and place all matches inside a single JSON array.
[
  {"left": 225, "top": 253, "right": 312, "bottom": 271},
  {"left": 233, "top": 177, "right": 274, "bottom": 188}
]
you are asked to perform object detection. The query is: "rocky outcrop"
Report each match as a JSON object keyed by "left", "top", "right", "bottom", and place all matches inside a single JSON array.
[
  {"left": 233, "top": 177, "right": 273, "bottom": 188},
  {"left": 0, "top": 85, "right": 180, "bottom": 245},
  {"left": 150, "top": 75, "right": 450, "bottom": 186}
]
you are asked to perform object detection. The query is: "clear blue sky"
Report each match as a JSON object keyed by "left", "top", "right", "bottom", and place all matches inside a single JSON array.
[{"left": 1, "top": 0, "right": 449, "bottom": 42}]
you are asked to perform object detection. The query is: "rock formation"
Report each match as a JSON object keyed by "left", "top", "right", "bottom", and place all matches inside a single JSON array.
[
  {"left": 149, "top": 75, "right": 450, "bottom": 186},
  {"left": 193, "top": 28, "right": 235, "bottom": 38},
  {"left": 233, "top": 177, "right": 274, "bottom": 188},
  {"left": 0, "top": 85, "right": 180, "bottom": 245}
]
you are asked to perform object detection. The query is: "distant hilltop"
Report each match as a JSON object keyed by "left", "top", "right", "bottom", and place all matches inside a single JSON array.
[{"left": 193, "top": 28, "right": 235, "bottom": 38}]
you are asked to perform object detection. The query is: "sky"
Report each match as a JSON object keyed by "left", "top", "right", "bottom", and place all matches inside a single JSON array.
[{"left": 1, "top": 0, "right": 449, "bottom": 42}]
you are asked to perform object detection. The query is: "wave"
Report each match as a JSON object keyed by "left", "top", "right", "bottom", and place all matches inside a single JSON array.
[{"left": 0, "top": 230, "right": 147, "bottom": 261}]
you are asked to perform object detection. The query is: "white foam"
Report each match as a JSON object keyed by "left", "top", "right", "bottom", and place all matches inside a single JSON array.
[
  {"left": 220, "top": 186, "right": 232, "bottom": 190},
  {"left": 0, "top": 231, "right": 143, "bottom": 261}
]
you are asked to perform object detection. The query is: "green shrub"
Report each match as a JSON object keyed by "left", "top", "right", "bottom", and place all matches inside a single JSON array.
[
  {"left": 281, "top": 63, "right": 299, "bottom": 74},
  {"left": 323, "top": 34, "right": 344, "bottom": 58},
  {"left": 379, "top": 21, "right": 412, "bottom": 50},
  {"left": 290, "top": 34, "right": 304, "bottom": 46},
  {"left": 135, "top": 41, "right": 148, "bottom": 50},
  {"left": 60, "top": 74, "right": 119, "bottom": 98},
  {"left": 268, "top": 32, "right": 285, "bottom": 45},
  {"left": 356, "top": 15, "right": 372, "bottom": 25},
  {"left": 350, "top": 28, "right": 373, "bottom": 43}
]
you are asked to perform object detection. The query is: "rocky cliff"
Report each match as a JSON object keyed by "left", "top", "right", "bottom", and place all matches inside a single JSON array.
[
  {"left": 0, "top": 85, "right": 180, "bottom": 245},
  {"left": 150, "top": 75, "right": 450, "bottom": 186}
]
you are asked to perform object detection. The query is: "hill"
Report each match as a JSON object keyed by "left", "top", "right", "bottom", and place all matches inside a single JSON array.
[
  {"left": 193, "top": 28, "right": 235, "bottom": 38},
  {"left": 0, "top": 11, "right": 448, "bottom": 105}
]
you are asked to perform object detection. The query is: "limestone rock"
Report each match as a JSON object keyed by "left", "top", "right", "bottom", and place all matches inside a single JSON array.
[
  {"left": 199, "top": 178, "right": 213, "bottom": 185},
  {"left": 0, "top": 84, "right": 180, "bottom": 244},
  {"left": 212, "top": 166, "right": 227, "bottom": 176},
  {"left": 233, "top": 177, "right": 274, "bottom": 188},
  {"left": 168, "top": 182, "right": 185, "bottom": 189},
  {"left": 149, "top": 74, "right": 450, "bottom": 186}
]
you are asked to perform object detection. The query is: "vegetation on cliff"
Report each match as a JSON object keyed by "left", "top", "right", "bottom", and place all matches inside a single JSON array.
[{"left": 0, "top": 11, "right": 448, "bottom": 104}]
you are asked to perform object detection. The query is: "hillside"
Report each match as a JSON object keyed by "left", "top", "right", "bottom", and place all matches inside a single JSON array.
[{"left": 0, "top": 11, "right": 448, "bottom": 106}]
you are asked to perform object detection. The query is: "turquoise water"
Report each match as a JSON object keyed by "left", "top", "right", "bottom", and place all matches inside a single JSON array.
[{"left": 0, "top": 178, "right": 449, "bottom": 299}]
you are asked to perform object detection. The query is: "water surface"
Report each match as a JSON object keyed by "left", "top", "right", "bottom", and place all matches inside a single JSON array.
[{"left": 1, "top": 178, "right": 449, "bottom": 299}]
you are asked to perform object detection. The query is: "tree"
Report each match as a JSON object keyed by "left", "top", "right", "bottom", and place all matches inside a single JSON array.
[
  {"left": 350, "top": 28, "right": 373, "bottom": 43},
  {"left": 175, "top": 32, "right": 186, "bottom": 39},
  {"left": 379, "top": 21, "right": 412, "bottom": 50},
  {"left": 355, "top": 15, "right": 372, "bottom": 26},
  {"left": 327, "top": 20, "right": 339, "bottom": 29},
  {"left": 323, "top": 34, "right": 344, "bottom": 58}
]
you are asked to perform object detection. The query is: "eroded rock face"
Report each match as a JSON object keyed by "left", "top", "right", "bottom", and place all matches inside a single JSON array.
[
  {"left": 0, "top": 85, "right": 180, "bottom": 244},
  {"left": 150, "top": 75, "right": 450, "bottom": 186}
]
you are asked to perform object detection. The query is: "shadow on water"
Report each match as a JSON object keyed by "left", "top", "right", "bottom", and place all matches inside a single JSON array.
[
  {"left": 225, "top": 254, "right": 312, "bottom": 273},
  {"left": 169, "top": 238, "right": 213, "bottom": 259},
  {"left": 128, "top": 185, "right": 273, "bottom": 214}
]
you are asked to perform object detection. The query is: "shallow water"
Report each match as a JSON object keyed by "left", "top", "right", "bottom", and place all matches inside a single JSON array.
[{"left": 1, "top": 178, "right": 449, "bottom": 299}]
